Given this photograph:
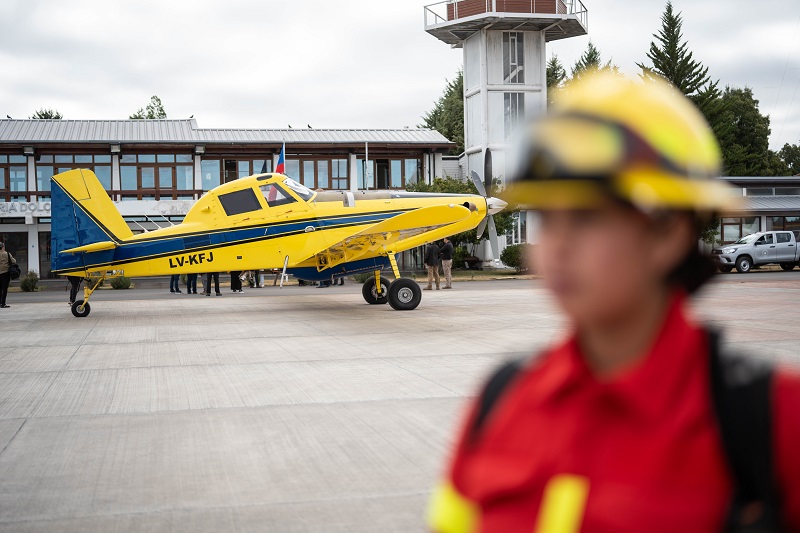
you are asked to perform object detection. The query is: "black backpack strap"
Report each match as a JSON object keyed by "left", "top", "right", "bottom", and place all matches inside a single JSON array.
[
  {"left": 469, "top": 358, "right": 525, "bottom": 441},
  {"left": 707, "top": 330, "right": 783, "bottom": 532}
]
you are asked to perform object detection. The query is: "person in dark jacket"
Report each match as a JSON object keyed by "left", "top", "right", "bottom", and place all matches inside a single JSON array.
[
  {"left": 169, "top": 274, "right": 182, "bottom": 293},
  {"left": 439, "top": 237, "right": 454, "bottom": 289},
  {"left": 186, "top": 273, "right": 198, "bottom": 294},
  {"left": 68, "top": 276, "right": 83, "bottom": 305},
  {"left": 424, "top": 242, "right": 440, "bottom": 290},
  {"left": 230, "top": 271, "right": 242, "bottom": 293},
  {"left": 205, "top": 272, "right": 221, "bottom": 296},
  {"left": 0, "top": 242, "right": 16, "bottom": 308}
]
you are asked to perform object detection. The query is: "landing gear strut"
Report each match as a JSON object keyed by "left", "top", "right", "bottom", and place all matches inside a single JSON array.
[
  {"left": 71, "top": 276, "right": 104, "bottom": 318},
  {"left": 360, "top": 252, "right": 423, "bottom": 310}
]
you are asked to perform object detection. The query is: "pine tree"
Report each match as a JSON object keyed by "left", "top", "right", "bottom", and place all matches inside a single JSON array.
[
  {"left": 571, "top": 42, "right": 619, "bottom": 82},
  {"left": 30, "top": 108, "right": 63, "bottom": 119},
  {"left": 546, "top": 55, "right": 567, "bottom": 107},
  {"left": 637, "top": 2, "right": 715, "bottom": 107}
]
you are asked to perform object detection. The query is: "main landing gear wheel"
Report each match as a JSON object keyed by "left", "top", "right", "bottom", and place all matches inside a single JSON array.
[
  {"left": 388, "top": 278, "right": 422, "bottom": 311},
  {"left": 362, "top": 276, "right": 391, "bottom": 304},
  {"left": 71, "top": 300, "right": 91, "bottom": 318}
]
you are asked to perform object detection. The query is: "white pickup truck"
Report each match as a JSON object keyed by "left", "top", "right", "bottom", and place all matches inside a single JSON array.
[{"left": 712, "top": 231, "right": 800, "bottom": 273}]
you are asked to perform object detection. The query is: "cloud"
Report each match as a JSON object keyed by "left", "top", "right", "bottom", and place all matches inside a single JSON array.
[{"left": 1, "top": 0, "right": 797, "bottom": 148}]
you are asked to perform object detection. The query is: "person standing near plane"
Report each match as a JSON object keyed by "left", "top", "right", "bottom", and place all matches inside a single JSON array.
[
  {"left": 169, "top": 274, "right": 181, "bottom": 294},
  {"left": 186, "top": 273, "right": 198, "bottom": 295},
  {"left": 423, "top": 242, "right": 441, "bottom": 290},
  {"left": 0, "top": 242, "right": 16, "bottom": 308},
  {"left": 428, "top": 73, "right": 800, "bottom": 532},
  {"left": 439, "top": 237, "right": 454, "bottom": 290},
  {"left": 205, "top": 272, "right": 221, "bottom": 296},
  {"left": 67, "top": 275, "right": 83, "bottom": 305},
  {"left": 230, "top": 270, "right": 243, "bottom": 293}
]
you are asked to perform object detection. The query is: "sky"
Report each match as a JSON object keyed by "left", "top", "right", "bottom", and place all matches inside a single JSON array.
[{"left": 1, "top": 0, "right": 799, "bottom": 150}]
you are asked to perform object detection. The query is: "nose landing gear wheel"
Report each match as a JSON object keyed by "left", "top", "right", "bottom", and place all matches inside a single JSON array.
[
  {"left": 362, "top": 276, "right": 391, "bottom": 304},
  {"left": 388, "top": 278, "right": 421, "bottom": 311},
  {"left": 71, "top": 300, "right": 91, "bottom": 318}
]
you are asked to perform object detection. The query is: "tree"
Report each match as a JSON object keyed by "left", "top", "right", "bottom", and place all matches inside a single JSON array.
[
  {"left": 546, "top": 55, "right": 567, "bottom": 107},
  {"left": 637, "top": 1, "right": 723, "bottom": 133},
  {"left": 405, "top": 176, "right": 514, "bottom": 249},
  {"left": 779, "top": 143, "right": 800, "bottom": 175},
  {"left": 570, "top": 42, "right": 619, "bottom": 82},
  {"left": 716, "top": 87, "right": 787, "bottom": 176},
  {"left": 130, "top": 95, "right": 167, "bottom": 119},
  {"left": 30, "top": 108, "right": 62, "bottom": 119},
  {"left": 422, "top": 72, "right": 464, "bottom": 155}
]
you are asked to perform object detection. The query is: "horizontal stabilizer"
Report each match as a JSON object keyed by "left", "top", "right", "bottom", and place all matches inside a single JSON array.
[{"left": 61, "top": 240, "right": 118, "bottom": 255}]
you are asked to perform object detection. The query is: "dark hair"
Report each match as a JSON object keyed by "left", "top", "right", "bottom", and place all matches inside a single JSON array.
[{"left": 665, "top": 215, "right": 717, "bottom": 295}]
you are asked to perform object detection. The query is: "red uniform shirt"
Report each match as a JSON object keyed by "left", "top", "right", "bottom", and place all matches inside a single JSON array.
[{"left": 434, "top": 294, "right": 800, "bottom": 532}]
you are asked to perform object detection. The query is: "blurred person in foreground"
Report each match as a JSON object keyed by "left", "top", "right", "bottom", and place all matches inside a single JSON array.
[{"left": 428, "top": 73, "right": 800, "bottom": 532}]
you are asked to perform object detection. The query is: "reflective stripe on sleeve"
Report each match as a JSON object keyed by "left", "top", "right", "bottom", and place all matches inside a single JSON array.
[
  {"left": 427, "top": 481, "right": 478, "bottom": 533},
  {"left": 533, "top": 474, "right": 590, "bottom": 533}
]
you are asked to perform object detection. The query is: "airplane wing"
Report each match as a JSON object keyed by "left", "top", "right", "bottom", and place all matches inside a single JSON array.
[{"left": 296, "top": 204, "right": 475, "bottom": 271}]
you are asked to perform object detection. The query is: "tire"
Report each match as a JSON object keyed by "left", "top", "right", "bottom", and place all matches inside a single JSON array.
[
  {"left": 718, "top": 265, "right": 732, "bottom": 273},
  {"left": 735, "top": 256, "right": 752, "bottom": 274},
  {"left": 362, "top": 276, "right": 391, "bottom": 305},
  {"left": 388, "top": 278, "right": 422, "bottom": 311},
  {"left": 71, "top": 300, "right": 91, "bottom": 318},
  {"left": 780, "top": 262, "right": 796, "bottom": 271}
]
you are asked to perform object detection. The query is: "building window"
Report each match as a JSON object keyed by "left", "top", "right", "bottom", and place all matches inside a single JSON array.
[
  {"left": 503, "top": 32, "right": 524, "bottom": 84},
  {"left": 404, "top": 159, "right": 420, "bottom": 186},
  {"left": 767, "top": 216, "right": 800, "bottom": 234},
  {"left": 40, "top": 154, "right": 112, "bottom": 193},
  {"left": 357, "top": 159, "right": 375, "bottom": 189},
  {"left": 284, "top": 160, "right": 301, "bottom": 182},
  {"left": 0, "top": 155, "right": 28, "bottom": 201},
  {"left": 390, "top": 160, "right": 403, "bottom": 188},
  {"left": 201, "top": 159, "right": 221, "bottom": 191},
  {"left": 506, "top": 211, "right": 527, "bottom": 245},
  {"left": 317, "top": 160, "right": 329, "bottom": 189},
  {"left": 121, "top": 153, "right": 194, "bottom": 199},
  {"left": 720, "top": 217, "right": 761, "bottom": 244},
  {"left": 331, "top": 159, "right": 348, "bottom": 190},
  {"left": 504, "top": 92, "right": 525, "bottom": 139}
]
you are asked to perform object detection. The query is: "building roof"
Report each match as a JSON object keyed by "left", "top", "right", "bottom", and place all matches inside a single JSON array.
[
  {"left": 0, "top": 119, "right": 454, "bottom": 146},
  {"left": 734, "top": 196, "right": 800, "bottom": 212}
]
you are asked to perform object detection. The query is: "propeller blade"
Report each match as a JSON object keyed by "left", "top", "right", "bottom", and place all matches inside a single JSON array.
[
  {"left": 484, "top": 148, "right": 493, "bottom": 198},
  {"left": 469, "top": 170, "right": 487, "bottom": 197},
  {"left": 488, "top": 215, "right": 500, "bottom": 261},
  {"left": 476, "top": 217, "right": 488, "bottom": 239}
]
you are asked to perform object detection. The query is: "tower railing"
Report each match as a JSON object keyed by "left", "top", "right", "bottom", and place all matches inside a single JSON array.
[{"left": 424, "top": 0, "right": 588, "bottom": 29}]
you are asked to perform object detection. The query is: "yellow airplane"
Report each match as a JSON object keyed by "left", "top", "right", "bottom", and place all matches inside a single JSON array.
[{"left": 51, "top": 168, "right": 507, "bottom": 317}]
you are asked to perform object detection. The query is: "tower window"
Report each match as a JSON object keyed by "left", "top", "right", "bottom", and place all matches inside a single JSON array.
[
  {"left": 504, "top": 92, "right": 525, "bottom": 139},
  {"left": 503, "top": 32, "right": 524, "bottom": 84}
]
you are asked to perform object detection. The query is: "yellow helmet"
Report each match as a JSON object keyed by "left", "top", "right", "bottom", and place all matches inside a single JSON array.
[{"left": 502, "top": 72, "right": 733, "bottom": 211}]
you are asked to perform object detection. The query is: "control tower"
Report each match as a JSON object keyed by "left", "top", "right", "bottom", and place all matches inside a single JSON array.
[{"left": 424, "top": 0, "right": 588, "bottom": 181}]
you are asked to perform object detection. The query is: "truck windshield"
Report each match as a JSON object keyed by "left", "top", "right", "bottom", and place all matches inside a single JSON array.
[{"left": 734, "top": 234, "right": 758, "bottom": 244}]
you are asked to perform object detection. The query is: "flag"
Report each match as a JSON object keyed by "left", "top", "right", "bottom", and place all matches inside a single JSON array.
[{"left": 275, "top": 143, "right": 286, "bottom": 174}]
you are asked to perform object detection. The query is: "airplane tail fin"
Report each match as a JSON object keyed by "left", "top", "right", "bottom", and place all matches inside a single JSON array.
[{"left": 50, "top": 169, "right": 132, "bottom": 274}]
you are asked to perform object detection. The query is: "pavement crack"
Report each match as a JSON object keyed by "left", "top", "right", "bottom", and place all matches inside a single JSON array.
[{"left": 0, "top": 418, "right": 28, "bottom": 458}]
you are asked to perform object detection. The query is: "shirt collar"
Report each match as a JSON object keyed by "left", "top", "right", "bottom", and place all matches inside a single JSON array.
[{"left": 534, "top": 292, "right": 706, "bottom": 421}]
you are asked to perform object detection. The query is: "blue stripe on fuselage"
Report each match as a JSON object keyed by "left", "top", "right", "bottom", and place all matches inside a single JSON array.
[{"left": 55, "top": 210, "right": 408, "bottom": 273}]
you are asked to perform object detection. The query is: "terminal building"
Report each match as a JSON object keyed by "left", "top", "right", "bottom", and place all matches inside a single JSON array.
[{"left": 0, "top": 118, "right": 454, "bottom": 277}]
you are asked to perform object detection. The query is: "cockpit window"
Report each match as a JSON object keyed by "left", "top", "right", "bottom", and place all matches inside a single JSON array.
[
  {"left": 260, "top": 184, "right": 297, "bottom": 207},
  {"left": 282, "top": 178, "right": 314, "bottom": 201},
  {"left": 218, "top": 188, "right": 262, "bottom": 216}
]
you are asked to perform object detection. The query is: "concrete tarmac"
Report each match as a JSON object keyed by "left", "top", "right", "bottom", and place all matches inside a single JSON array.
[{"left": 1, "top": 275, "right": 799, "bottom": 532}]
